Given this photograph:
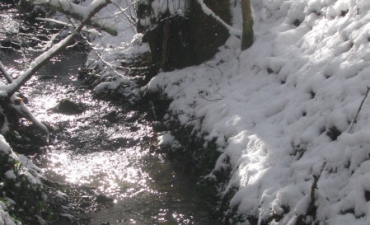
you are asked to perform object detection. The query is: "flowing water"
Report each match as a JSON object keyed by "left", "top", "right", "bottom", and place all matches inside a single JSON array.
[{"left": 1, "top": 50, "right": 215, "bottom": 225}]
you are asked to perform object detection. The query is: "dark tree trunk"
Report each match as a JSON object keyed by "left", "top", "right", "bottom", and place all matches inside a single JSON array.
[
  {"left": 241, "top": 0, "right": 254, "bottom": 50},
  {"left": 139, "top": 0, "right": 231, "bottom": 74}
]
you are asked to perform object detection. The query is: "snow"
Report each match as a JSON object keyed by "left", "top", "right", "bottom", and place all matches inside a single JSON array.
[
  {"left": 18, "top": 154, "right": 43, "bottom": 184},
  {"left": 0, "top": 134, "right": 42, "bottom": 223},
  {"left": 5, "top": 0, "right": 370, "bottom": 223},
  {"left": 4, "top": 171, "right": 16, "bottom": 180},
  {"left": 55, "top": 191, "right": 68, "bottom": 200},
  {"left": 150, "top": 0, "right": 189, "bottom": 18},
  {"left": 158, "top": 132, "right": 175, "bottom": 146},
  {"left": 142, "top": 0, "right": 370, "bottom": 223},
  {"left": 0, "top": 209, "right": 16, "bottom": 225},
  {"left": 0, "top": 135, "right": 11, "bottom": 155}
]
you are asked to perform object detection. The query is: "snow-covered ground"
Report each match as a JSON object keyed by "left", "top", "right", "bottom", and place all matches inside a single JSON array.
[{"left": 145, "top": 0, "right": 370, "bottom": 224}]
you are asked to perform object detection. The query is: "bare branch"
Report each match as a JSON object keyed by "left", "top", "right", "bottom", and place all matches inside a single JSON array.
[
  {"left": 110, "top": 0, "right": 137, "bottom": 27},
  {"left": 346, "top": 86, "right": 370, "bottom": 133}
]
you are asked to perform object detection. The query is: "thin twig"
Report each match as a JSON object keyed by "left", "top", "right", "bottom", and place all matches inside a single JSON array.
[
  {"left": 110, "top": 1, "right": 137, "bottom": 27},
  {"left": 346, "top": 86, "right": 370, "bottom": 133},
  {"left": 296, "top": 161, "right": 326, "bottom": 224}
]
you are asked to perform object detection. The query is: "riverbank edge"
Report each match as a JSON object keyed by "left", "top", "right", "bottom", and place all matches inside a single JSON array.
[
  {"left": 141, "top": 89, "right": 244, "bottom": 224},
  {"left": 85, "top": 66, "right": 240, "bottom": 224}
]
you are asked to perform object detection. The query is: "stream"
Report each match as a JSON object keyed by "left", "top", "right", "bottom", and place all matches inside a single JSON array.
[{"left": 1, "top": 50, "right": 215, "bottom": 225}]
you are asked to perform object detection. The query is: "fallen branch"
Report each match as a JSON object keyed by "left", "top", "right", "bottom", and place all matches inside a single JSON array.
[
  {"left": 35, "top": 17, "right": 101, "bottom": 36},
  {"left": 10, "top": 94, "right": 50, "bottom": 142},
  {"left": 0, "top": 64, "right": 48, "bottom": 141}
]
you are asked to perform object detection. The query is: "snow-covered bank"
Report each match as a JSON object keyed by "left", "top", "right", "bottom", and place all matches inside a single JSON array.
[
  {"left": 0, "top": 134, "right": 44, "bottom": 224},
  {"left": 145, "top": 0, "right": 370, "bottom": 224},
  {"left": 84, "top": 0, "right": 370, "bottom": 224}
]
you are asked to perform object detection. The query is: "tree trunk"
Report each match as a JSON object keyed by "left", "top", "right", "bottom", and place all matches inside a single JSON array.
[
  {"left": 241, "top": 0, "right": 253, "bottom": 50},
  {"left": 141, "top": 0, "right": 230, "bottom": 73}
]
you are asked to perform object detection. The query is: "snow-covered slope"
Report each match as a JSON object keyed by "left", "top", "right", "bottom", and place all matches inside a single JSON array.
[{"left": 145, "top": 0, "right": 370, "bottom": 224}]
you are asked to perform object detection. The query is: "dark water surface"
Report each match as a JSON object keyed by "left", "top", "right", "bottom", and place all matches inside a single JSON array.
[{"left": 1, "top": 51, "right": 215, "bottom": 225}]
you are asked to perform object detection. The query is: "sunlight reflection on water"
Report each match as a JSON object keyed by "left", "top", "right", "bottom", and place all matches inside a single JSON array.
[
  {"left": 2, "top": 50, "right": 214, "bottom": 225},
  {"left": 44, "top": 147, "right": 152, "bottom": 199}
]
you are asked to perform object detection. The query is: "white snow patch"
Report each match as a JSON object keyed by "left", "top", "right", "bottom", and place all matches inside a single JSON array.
[
  {"left": 55, "top": 191, "right": 68, "bottom": 200},
  {"left": 158, "top": 132, "right": 175, "bottom": 146},
  {"left": 4, "top": 170, "right": 16, "bottom": 180}
]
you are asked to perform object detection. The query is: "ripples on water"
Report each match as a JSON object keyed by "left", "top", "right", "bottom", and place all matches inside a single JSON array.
[{"left": 1, "top": 51, "right": 214, "bottom": 225}]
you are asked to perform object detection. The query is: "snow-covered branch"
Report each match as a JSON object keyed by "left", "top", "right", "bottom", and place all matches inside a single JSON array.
[
  {"left": 10, "top": 94, "right": 50, "bottom": 142},
  {"left": 36, "top": 17, "right": 101, "bottom": 36},
  {"left": 196, "top": 0, "right": 241, "bottom": 37},
  {"left": 24, "top": 0, "right": 117, "bottom": 36}
]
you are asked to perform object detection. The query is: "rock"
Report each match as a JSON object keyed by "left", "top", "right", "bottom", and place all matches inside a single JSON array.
[
  {"left": 129, "top": 126, "right": 139, "bottom": 132},
  {"left": 102, "top": 111, "right": 117, "bottom": 123},
  {"left": 55, "top": 98, "right": 85, "bottom": 114},
  {"left": 96, "top": 194, "right": 113, "bottom": 205}
]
